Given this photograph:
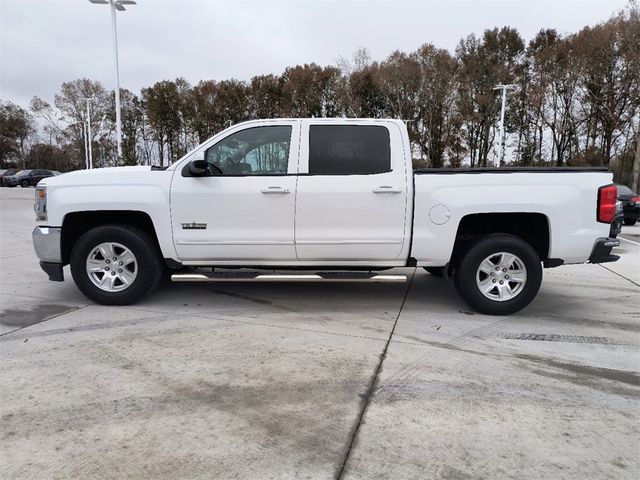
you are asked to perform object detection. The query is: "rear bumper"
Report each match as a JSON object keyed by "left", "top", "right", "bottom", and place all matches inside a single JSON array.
[{"left": 588, "top": 237, "right": 620, "bottom": 264}]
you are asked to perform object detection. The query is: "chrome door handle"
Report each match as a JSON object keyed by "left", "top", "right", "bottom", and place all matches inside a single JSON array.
[
  {"left": 260, "top": 186, "right": 290, "bottom": 194},
  {"left": 373, "top": 186, "right": 403, "bottom": 194}
]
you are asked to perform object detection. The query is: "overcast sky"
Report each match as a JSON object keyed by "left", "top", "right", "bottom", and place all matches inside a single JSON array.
[{"left": 0, "top": 0, "right": 629, "bottom": 108}]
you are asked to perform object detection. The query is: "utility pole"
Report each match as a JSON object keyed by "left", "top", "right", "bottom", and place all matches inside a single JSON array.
[
  {"left": 85, "top": 98, "right": 94, "bottom": 169},
  {"left": 83, "top": 123, "right": 89, "bottom": 169},
  {"left": 493, "top": 84, "right": 517, "bottom": 167}
]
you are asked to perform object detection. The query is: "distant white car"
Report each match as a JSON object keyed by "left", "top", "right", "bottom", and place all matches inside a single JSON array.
[{"left": 32, "top": 118, "right": 619, "bottom": 314}]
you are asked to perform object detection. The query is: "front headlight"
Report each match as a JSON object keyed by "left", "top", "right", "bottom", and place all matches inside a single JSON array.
[{"left": 34, "top": 186, "right": 47, "bottom": 221}]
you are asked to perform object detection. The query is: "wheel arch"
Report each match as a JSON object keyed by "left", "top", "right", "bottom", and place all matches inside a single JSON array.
[
  {"left": 61, "top": 210, "right": 161, "bottom": 265},
  {"left": 450, "top": 212, "right": 550, "bottom": 272}
]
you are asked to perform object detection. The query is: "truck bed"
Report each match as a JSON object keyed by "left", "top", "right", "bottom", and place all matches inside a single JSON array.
[{"left": 410, "top": 169, "right": 613, "bottom": 266}]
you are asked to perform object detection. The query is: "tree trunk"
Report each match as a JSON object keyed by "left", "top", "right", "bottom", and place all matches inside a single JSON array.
[
  {"left": 157, "top": 137, "right": 164, "bottom": 168},
  {"left": 538, "top": 125, "right": 543, "bottom": 165}
]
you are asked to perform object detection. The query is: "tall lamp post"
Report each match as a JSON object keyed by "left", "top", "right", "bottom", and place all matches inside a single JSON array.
[
  {"left": 83, "top": 122, "right": 89, "bottom": 169},
  {"left": 71, "top": 122, "right": 89, "bottom": 169},
  {"left": 493, "top": 83, "right": 517, "bottom": 167},
  {"left": 88, "top": 0, "right": 136, "bottom": 160},
  {"left": 85, "top": 98, "right": 95, "bottom": 169}
]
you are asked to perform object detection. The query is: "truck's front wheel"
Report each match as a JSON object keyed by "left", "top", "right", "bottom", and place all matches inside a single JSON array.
[
  {"left": 454, "top": 234, "right": 542, "bottom": 315},
  {"left": 70, "top": 225, "right": 163, "bottom": 305}
]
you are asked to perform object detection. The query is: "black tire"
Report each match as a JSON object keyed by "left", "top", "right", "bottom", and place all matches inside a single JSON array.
[
  {"left": 20, "top": 180, "right": 30, "bottom": 188},
  {"left": 623, "top": 218, "right": 637, "bottom": 226},
  {"left": 453, "top": 234, "right": 542, "bottom": 315},
  {"left": 70, "top": 225, "right": 164, "bottom": 305},
  {"left": 424, "top": 267, "right": 445, "bottom": 277}
]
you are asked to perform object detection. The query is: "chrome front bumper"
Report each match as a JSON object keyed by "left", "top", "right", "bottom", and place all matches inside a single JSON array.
[
  {"left": 32, "top": 226, "right": 62, "bottom": 263},
  {"left": 33, "top": 226, "right": 64, "bottom": 281}
]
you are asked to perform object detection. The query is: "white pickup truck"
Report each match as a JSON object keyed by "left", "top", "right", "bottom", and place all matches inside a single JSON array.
[{"left": 32, "top": 118, "right": 620, "bottom": 315}]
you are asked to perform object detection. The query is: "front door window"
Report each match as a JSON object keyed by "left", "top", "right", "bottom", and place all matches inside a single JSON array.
[{"left": 205, "top": 126, "right": 292, "bottom": 175}]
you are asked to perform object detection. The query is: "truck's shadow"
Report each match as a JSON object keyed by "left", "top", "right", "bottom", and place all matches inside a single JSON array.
[{"left": 148, "top": 269, "right": 464, "bottom": 316}]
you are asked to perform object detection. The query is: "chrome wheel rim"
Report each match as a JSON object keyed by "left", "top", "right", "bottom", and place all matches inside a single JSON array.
[
  {"left": 476, "top": 252, "right": 527, "bottom": 302},
  {"left": 86, "top": 242, "right": 138, "bottom": 292}
]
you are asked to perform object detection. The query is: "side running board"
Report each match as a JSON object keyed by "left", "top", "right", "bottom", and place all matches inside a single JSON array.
[{"left": 171, "top": 271, "right": 407, "bottom": 283}]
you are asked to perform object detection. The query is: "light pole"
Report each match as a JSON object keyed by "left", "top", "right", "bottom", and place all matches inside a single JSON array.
[
  {"left": 493, "top": 83, "right": 517, "bottom": 167},
  {"left": 85, "top": 98, "right": 94, "bottom": 169},
  {"left": 82, "top": 122, "right": 89, "bottom": 169},
  {"left": 88, "top": 0, "right": 136, "bottom": 160},
  {"left": 71, "top": 122, "right": 89, "bottom": 169}
]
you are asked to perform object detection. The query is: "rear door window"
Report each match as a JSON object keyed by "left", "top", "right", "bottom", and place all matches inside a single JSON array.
[{"left": 308, "top": 125, "right": 391, "bottom": 175}]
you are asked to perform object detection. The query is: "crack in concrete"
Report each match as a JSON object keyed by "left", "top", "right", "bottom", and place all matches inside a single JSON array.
[
  {"left": 334, "top": 268, "right": 416, "bottom": 480},
  {"left": 598, "top": 264, "right": 640, "bottom": 288}
]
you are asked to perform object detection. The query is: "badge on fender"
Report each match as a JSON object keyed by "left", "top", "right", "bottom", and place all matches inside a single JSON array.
[{"left": 181, "top": 222, "right": 207, "bottom": 230}]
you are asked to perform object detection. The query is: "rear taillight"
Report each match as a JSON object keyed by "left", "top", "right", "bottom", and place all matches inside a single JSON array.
[
  {"left": 597, "top": 184, "right": 617, "bottom": 223},
  {"left": 632, "top": 196, "right": 640, "bottom": 203}
]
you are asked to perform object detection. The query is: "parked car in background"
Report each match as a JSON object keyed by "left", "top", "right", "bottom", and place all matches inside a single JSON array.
[
  {"left": 0, "top": 168, "right": 18, "bottom": 186},
  {"left": 3, "top": 169, "right": 58, "bottom": 188},
  {"left": 1, "top": 170, "right": 31, "bottom": 187},
  {"left": 616, "top": 184, "right": 640, "bottom": 226}
]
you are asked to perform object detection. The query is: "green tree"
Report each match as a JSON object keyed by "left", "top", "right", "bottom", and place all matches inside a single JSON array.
[
  {"left": 574, "top": 10, "right": 640, "bottom": 166},
  {"left": 456, "top": 27, "right": 525, "bottom": 167},
  {"left": 24, "top": 143, "right": 76, "bottom": 171},
  {"left": 0, "top": 100, "right": 33, "bottom": 168},
  {"left": 116, "top": 89, "right": 143, "bottom": 166},
  {"left": 280, "top": 64, "right": 342, "bottom": 117},
  {"left": 142, "top": 78, "right": 191, "bottom": 165},
  {"left": 248, "top": 74, "right": 283, "bottom": 119},
  {"left": 411, "top": 44, "right": 459, "bottom": 167}
]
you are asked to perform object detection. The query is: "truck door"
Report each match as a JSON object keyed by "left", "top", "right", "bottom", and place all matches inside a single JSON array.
[
  {"left": 294, "top": 121, "right": 410, "bottom": 262},
  {"left": 170, "top": 122, "right": 300, "bottom": 262}
]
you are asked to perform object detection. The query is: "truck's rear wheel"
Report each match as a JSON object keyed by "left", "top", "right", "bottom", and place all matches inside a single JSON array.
[
  {"left": 70, "top": 225, "right": 163, "bottom": 305},
  {"left": 454, "top": 234, "right": 542, "bottom": 315}
]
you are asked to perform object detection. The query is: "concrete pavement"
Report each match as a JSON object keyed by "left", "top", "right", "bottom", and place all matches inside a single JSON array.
[{"left": 1, "top": 187, "right": 638, "bottom": 479}]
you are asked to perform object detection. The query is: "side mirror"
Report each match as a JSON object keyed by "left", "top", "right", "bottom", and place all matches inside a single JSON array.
[
  {"left": 181, "top": 154, "right": 224, "bottom": 177},
  {"left": 189, "top": 159, "right": 208, "bottom": 176}
]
